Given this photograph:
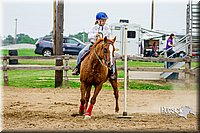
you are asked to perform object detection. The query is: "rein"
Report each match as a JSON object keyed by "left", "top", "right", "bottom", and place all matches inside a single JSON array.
[{"left": 94, "top": 41, "right": 107, "bottom": 67}]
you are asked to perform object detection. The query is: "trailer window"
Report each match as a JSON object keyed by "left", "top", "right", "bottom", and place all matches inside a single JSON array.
[
  {"left": 115, "top": 26, "right": 121, "bottom": 30},
  {"left": 127, "top": 31, "right": 136, "bottom": 38}
]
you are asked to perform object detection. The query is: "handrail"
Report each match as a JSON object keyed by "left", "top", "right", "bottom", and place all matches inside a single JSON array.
[
  {"left": 159, "top": 47, "right": 173, "bottom": 56},
  {"left": 168, "top": 42, "right": 191, "bottom": 58},
  {"left": 159, "top": 34, "right": 191, "bottom": 58},
  {"left": 175, "top": 33, "right": 190, "bottom": 44}
]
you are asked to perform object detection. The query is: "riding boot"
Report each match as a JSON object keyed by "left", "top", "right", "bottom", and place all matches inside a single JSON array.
[
  {"left": 110, "top": 66, "right": 116, "bottom": 80},
  {"left": 72, "top": 63, "right": 81, "bottom": 75}
]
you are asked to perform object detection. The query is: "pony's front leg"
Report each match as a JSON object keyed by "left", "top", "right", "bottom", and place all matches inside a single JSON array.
[
  {"left": 84, "top": 84, "right": 103, "bottom": 119},
  {"left": 79, "top": 83, "right": 86, "bottom": 115},
  {"left": 84, "top": 85, "right": 92, "bottom": 113}
]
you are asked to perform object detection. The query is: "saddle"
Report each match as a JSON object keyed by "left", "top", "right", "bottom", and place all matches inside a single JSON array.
[
  {"left": 75, "top": 49, "right": 91, "bottom": 74},
  {"left": 80, "top": 50, "right": 90, "bottom": 62},
  {"left": 80, "top": 43, "right": 93, "bottom": 62}
]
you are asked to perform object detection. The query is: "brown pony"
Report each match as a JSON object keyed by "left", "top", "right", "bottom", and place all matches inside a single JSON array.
[{"left": 79, "top": 36, "right": 119, "bottom": 119}]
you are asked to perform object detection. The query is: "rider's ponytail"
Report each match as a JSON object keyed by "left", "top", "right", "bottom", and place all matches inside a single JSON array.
[{"left": 95, "top": 20, "right": 98, "bottom": 25}]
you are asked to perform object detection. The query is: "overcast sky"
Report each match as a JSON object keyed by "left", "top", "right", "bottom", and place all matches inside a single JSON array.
[{"left": 1, "top": 0, "right": 199, "bottom": 39}]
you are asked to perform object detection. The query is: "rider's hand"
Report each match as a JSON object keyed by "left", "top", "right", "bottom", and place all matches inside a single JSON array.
[{"left": 96, "top": 33, "right": 100, "bottom": 38}]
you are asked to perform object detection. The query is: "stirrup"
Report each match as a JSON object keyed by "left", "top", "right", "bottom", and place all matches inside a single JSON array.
[
  {"left": 72, "top": 68, "right": 79, "bottom": 75},
  {"left": 110, "top": 73, "right": 116, "bottom": 80}
]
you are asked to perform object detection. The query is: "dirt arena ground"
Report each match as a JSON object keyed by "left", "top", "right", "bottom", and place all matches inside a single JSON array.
[{"left": 2, "top": 86, "right": 198, "bottom": 132}]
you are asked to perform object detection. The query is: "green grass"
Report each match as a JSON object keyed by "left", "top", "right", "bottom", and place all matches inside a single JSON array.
[
  {"left": 0, "top": 69, "right": 172, "bottom": 90},
  {"left": 128, "top": 81, "right": 172, "bottom": 90},
  {"left": 19, "top": 59, "right": 55, "bottom": 65},
  {"left": 128, "top": 60, "right": 163, "bottom": 67},
  {"left": 190, "top": 62, "right": 199, "bottom": 68},
  {"left": 1, "top": 49, "right": 38, "bottom": 56},
  {"left": 3, "top": 70, "right": 55, "bottom": 88}
]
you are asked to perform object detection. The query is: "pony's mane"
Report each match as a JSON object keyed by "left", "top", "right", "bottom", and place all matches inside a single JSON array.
[
  {"left": 91, "top": 38, "right": 104, "bottom": 49},
  {"left": 91, "top": 38, "right": 114, "bottom": 50}
]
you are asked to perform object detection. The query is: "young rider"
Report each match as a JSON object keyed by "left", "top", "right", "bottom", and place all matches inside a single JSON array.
[{"left": 72, "top": 12, "right": 116, "bottom": 79}]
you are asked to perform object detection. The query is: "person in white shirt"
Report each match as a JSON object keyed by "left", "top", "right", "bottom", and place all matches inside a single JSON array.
[{"left": 72, "top": 12, "right": 116, "bottom": 79}]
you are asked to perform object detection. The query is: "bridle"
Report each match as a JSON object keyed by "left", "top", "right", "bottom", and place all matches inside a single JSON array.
[
  {"left": 94, "top": 39, "right": 113, "bottom": 69},
  {"left": 94, "top": 41, "right": 106, "bottom": 67}
]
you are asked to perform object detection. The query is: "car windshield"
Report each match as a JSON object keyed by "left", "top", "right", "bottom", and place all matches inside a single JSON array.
[
  {"left": 70, "top": 37, "right": 86, "bottom": 45},
  {"left": 66, "top": 38, "right": 79, "bottom": 44},
  {"left": 43, "top": 37, "right": 53, "bottom": 42},
  {"left": 42, "top": 36, "right": 85, "bottom": 45}
]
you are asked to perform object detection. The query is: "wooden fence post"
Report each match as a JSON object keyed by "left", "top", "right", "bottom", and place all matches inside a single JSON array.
[
  {"left": 55, "top": 56, "right": 63, "bottom": 88},
  {"left": 3, "top": 59, "right": 8, "bottom": 86},
  {"left": 164, "top": 50, "right": 167, "bottom": 68},
  {"left": 63, "top": 55, "right": 69, "bottom": 88},
  {"left": 185, "top": 56, "right": 191, "bottom": 89},
  {"left": 54, "top": 0, "right": 64, "bottom": 88}
]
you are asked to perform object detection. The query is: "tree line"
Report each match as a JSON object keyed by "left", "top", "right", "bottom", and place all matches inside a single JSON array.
[
  {"left": 69, "top": 32, "right": 89, "bottom": 43},
  {"left": 2, "top": 33, "right": 37, "bottom": 45},
  {"left": 2, "top": 31, "right": 89, "bottom": 45}
]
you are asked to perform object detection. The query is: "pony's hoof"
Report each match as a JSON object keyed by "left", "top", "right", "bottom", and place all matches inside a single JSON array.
[
  {"left": 79, "top": 112, "right": 84, "bottom": 116},
  {"left": 84, "top": 115, "right": 91, "bottom": 120},
  {"left": 79, "top": 111, "right": 85, "bottom": 116}
]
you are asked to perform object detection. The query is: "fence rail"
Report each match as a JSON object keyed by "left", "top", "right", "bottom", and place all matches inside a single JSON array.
[
  {"left": 0, "top": 55, "right": 77, "bottom": 60},
  {"left": 1, "top": 55, "right": 198, "bottom": 87},
  {"left": 1, "top": 55, "right": 199, "bottom": 62}
]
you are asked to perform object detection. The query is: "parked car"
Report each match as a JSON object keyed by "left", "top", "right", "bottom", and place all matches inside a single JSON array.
[{"left": 34, "top": 36, "right": 86, "bottom": 56}]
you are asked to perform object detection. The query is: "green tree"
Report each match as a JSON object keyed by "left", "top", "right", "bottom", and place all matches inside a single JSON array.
[
  {"left": 16, "top": 33, "right": 36, "bottom": 44},
  {"left": 69, "top": 32, "right": 88, "bottom": 42},
  {"left": 3, "top": 33, "right": 37, "bottom": 45},
  {"left": 3, "top": 35, "right": 15, "bottom": 45}
]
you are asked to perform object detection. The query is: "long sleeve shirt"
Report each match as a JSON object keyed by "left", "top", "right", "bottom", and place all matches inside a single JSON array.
[{"left": 88, "top": 24, "right": 111, "bottom": 43}]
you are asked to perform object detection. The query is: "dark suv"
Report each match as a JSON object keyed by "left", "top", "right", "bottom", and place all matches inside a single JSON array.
[{"left": 34, "top": 36, "right": 86, "bottom": 56}]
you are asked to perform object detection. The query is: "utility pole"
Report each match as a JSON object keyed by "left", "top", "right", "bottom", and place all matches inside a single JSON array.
[
  {"left": 14, "top": 18, "right": 17, "bottom": 44},
  {"left": 82, "top": 29, "right": 85, "bottom": 42},
  {"left": 53, "top": 0, "right": 57, "bottom": 55},
  {"left": 151, "top": 0, "right": 154, "bottom": 30},
  {"left": 82, "top": 33, "right": 85, "bottom": 42},
  {"left": 54, "top": 0, "right": 64, "bottom": 88}
]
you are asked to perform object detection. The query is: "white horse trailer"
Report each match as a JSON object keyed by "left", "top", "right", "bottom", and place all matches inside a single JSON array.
[
  {"left": 110, "top": 22, "right": 186, "bottom": 57},
  {"left": 110, "top": 23, "right": 142, "bottom": 56}
]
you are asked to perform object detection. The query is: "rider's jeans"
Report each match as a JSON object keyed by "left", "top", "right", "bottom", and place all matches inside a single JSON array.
[{"left": 76, "top": 43, "right": 92, "bottom": 66}]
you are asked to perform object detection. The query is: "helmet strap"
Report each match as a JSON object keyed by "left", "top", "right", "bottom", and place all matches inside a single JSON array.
[{"left": 99, "top": 20, "right": 102, "bottom": 26}]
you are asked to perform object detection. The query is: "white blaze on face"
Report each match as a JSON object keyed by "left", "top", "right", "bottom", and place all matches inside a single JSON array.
[{"left": 109, "top": 44, "right": 114, "bottom": 66}]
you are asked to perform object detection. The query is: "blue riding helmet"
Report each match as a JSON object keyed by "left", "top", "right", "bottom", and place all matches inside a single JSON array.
[{"left": 96, "top": 12, "right": 108, "bottom": 20}]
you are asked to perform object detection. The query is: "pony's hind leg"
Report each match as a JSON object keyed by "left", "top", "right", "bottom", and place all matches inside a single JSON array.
[
  {"left": 79, "top": 83, "right": 87, "bottom": 115},
  {"left": 109, "top": 78, "right": 119, "bottom": 113}
]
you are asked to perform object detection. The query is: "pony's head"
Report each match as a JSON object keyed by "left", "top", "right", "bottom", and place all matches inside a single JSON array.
[{"left": 93, "top": 36, "right": 116, "bottom": 69}]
